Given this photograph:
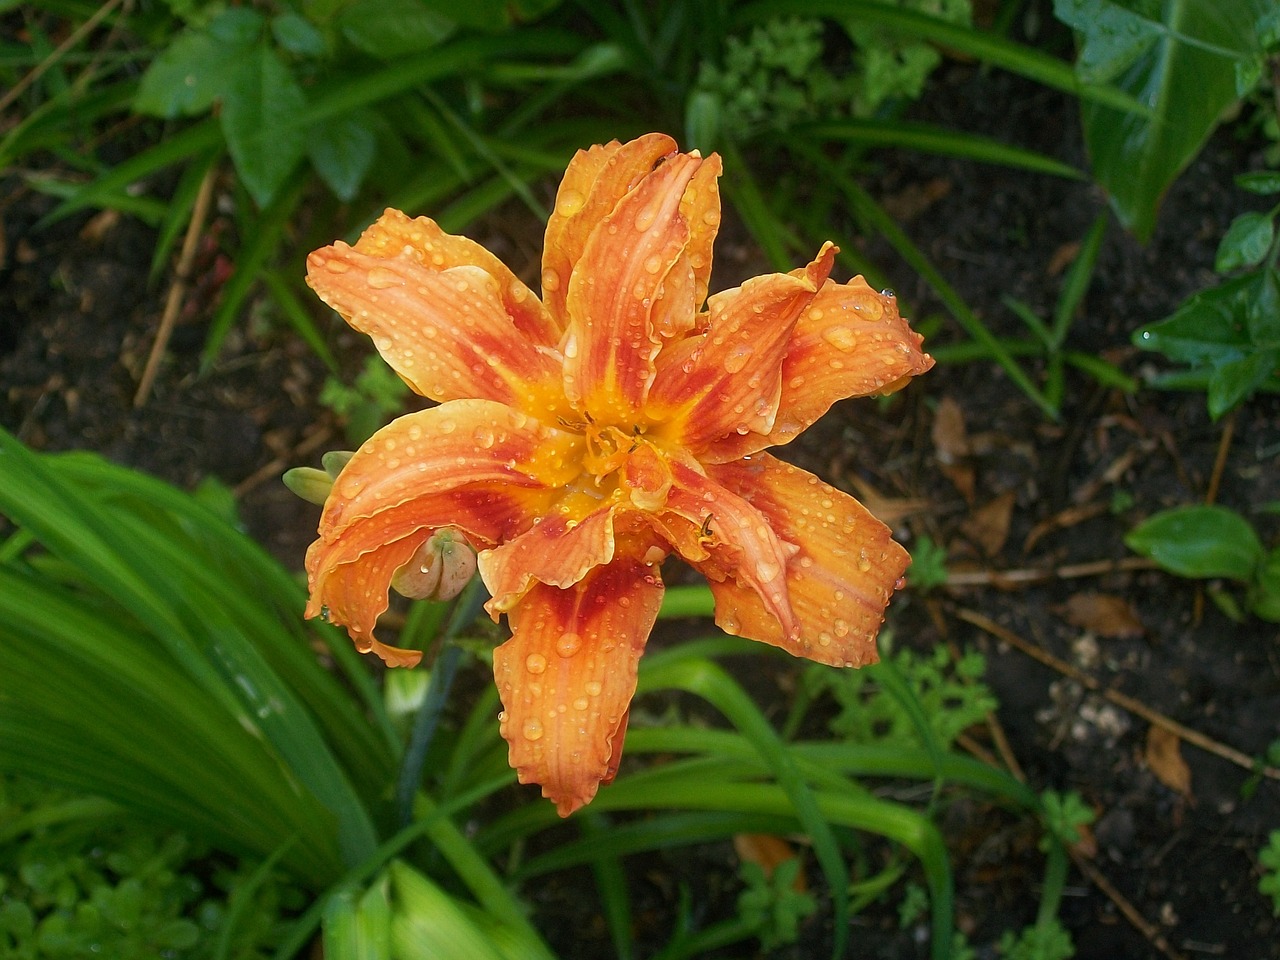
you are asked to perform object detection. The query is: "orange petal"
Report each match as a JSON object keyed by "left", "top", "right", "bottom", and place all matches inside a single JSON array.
[
  {"left": 705, "top": 454, "right": 909, "bottom": 667},
  {"left": 542, "top": 134, "right": 678, "bottom": 326},
  {"left": 562, "top": 151, "right": 705, "bottom": 422},
  {"left": 679, "top": 154, "right": 722, "bottom": 318},
  {"left": 493, "top": 557, "right": 665, "bottom": 816},
  {"left": 649, "top": 245, "right": 835, "bottom": 452},
  {"left": 307, "top": 218, "right": 564, "bottom": 415},
  {"left": 657, "top": 458, "right": 799, "bottom": 642},
  {"left": 306, "top": 401, "right": 581, "bottom": 662},
  {"left": 479, "top": 506, "right": 617, "bottom": 614},
  {"left": 707, "top": 275, "right": 934, "bottom": 462}
]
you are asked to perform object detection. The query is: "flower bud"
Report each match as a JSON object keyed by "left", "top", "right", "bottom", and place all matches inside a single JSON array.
[
  {"left": 282, "top": 467, "right": 333, "bottom": 506},
  {"left": 391, "top": 528, "right": 477, "bottom": 601}
]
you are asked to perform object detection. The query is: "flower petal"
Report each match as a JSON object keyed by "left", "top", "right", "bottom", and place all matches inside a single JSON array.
[
  {"left": 704, "top": 454, "right": 909, "bottom": 667},
  {"left": 648, "top": 245, "right": 834, "bottom": 452},
  {"left": 306, "top": 401, "right": 581, "bottom": 662},
  {"left": 306, "top": 215, "right": 564, "bottom": 414},
  {"left": 562, "top": 151, "right": 705, "bottom": 422},
  {"left": 707, "top": 275, "right": 934, "bottom": 462},
  {"left": 656, "top": 458, "right": 799, "bottom": 642},
  {"left": 493, "top": 557, "right": 664, "bottom": 816},
  {"left": 479, "top": 506, "right": 617, "bottom": 614},
  {"left": 541, "top": 134, "right": 678, "bottom": 326}
]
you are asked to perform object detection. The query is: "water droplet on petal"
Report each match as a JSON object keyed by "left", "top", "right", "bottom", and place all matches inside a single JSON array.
[
  {"left": 723, "top": 343, "right": 753, "bottom": 373},
  {"left": 525, "top": 653, "right": 547, "bottom": 675},
  {"left": 584, "top": 680, "right": 603, "bottom": 697},
  {"left": 821, "top": 326, "right": 857, "bottom": 352},
  {"left": 556, "top": 633, "right": 582, "bottom": 658},
  {"left": 522, "top": 718, "right": 544, "bottom": 741},
  {"left": 542, "top": 269, "right": 561, "bottom": 293},
  {"left": 556, "top": 189, "right": 586, "bottom": 216},
  {"left": 366, "top": 266, "right": 400, "bottom": 289}
]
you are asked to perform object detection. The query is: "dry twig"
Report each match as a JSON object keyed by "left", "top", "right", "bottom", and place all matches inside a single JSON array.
[{"left": 0, "top": 0, "right": 128, "bottom": 115}]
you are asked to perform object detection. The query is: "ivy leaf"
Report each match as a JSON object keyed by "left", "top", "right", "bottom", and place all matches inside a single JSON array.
[
  {"left": 1216, "top": 211, "right": 1275, "bottom": 273},
  {"left": 220, "top": 42, "right": 308, "bottom": 208},
  {"left": 1126, "top": 505, "right": 1263, "bottom": 581},
  {"left": 1054, "top": 0, "right": 1273, "bottom": 241}
]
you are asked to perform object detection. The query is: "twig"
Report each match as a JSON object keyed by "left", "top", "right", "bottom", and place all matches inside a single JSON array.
[
  {"left": 133, "top": 163, "right": 218, "bottom": 407},
  {"left": 956, "top": 607, "right": 1280, "bottom": 781},
  {"left": 944, "top": 555, "right": 1156, "bottom": 589},
  {"left": 0, "top": 0, "right": 127, "bottom": 115},
  {"left": 1069, "top": 851, "right": 1189, "bottom": 960},
  {"left": 1204, "top": 411, "right": 1235, "bottom": 507},
  {"left": 232, "top": 424, "right": 335, "bottom": 499}
]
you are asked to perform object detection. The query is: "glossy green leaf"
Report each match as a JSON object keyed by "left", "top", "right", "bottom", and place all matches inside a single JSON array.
[
  {"left": 1251, "top": 548, "right": 1280, "bottom": 622},
  {"left": 1125, "top": 505, "right": 1263, "bottom": 581},
  {"left": 1215, "top": 211, "right": 1275, "bottom": 273},
  {"left": 1055, "top": 0, "right": 1272, "bottom": 240},
  {"left": 220, "top": 42, "right": 308, "bottom": 207},
  {"left": 1135, "top": 271, "right": 1264, "bottom": 364},
  {"left": 340, "top": 0, "right": 455, "bottom": 58}
]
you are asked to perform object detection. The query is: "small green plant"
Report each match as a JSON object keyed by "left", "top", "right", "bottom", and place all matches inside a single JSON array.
[
  {"left": 1125, "top": 503, "right": 1280, "bottom": 621},
  {"left": 1134, "top": 171, "right": 1280, "bottom": 418},
  {"left": 999, "top": 918, "right": 1074, "bottom": 960},
  {"left": 736, "top": 856, "right": 817, "bottom": 952},
  {"left": 320, "top": 354, "right": 411, "bottom": 447},
  {"left": 804, "top": 641, "right": 997, "bottom": 750},
  {"left": 1260, "top": 829, "right": 1280, "bottom": 916},
  {"left": 907, "top": 534, "right": 950, "bottom": 592}
]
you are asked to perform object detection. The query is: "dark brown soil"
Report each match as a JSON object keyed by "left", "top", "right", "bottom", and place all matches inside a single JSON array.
[{"left": 3, "top": 52, "right": 1278, "bottom": 960}]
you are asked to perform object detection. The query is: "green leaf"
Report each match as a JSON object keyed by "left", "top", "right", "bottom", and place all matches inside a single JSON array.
[
  {"left": 1250, "top": 549, "right": 1280, "bottom": 622},
  {"left": 339, "top": 0, "right": 455, "bottom": 58},
  {"left": 220, "top": 41, "right": 308, "bottom": 208},
  {"left": 1215, "top": 211, "right": 1275, "bottom": 273},
  {"left": 420, "top": 0, "right": 561, "bottom": 29},
  {"left": 1125, "top": 504, "right": 1263, "bottom": 581},
  {"left": 309, "top": 114, "right": 377, "bottom": 202},
  {"left": 1055, "top": 0, "right": 1273, "bottom": 240},
  {"left": 1207, "top": 348, "right": 1280, "bottom": 419},
  {"left": 134, "top": 10, "right": 262, "bottom": 118},
  {"left": 273, "top": 12, "right": 329, "bottom": 56},
  {"left": 1134, "top": 271, "right": 1262, "bottom": 364},
  {"left": 1237, "top": 171, "right": 1280, "bottom": 195}
]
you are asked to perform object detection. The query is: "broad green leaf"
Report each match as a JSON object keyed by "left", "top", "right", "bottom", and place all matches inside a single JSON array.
[
  {"left": 134, "top": 9, "right": 263, "bottom": 117},
  {"left": 1055, "top": 0, "right": 1273, "bottom": 240},
  {"left": 273, "top": 11, "right": 329, "bottom": 56},
  {"left": 1134, "top": 271, "right": 1263, "bottom": 364},
  {"left": 309, "top": 114, "right": 377, "bottom": 201},
  {"left": 1125, "top": 504, "right": 1263, "bottom": 581},
  {"left": 1215, "top": 211, "right": 1275, "bottom": 273},
  {"left": 1207, "top": 348, "right": 1280, "bottom": 419},
  {"left": 220, "top": 41, "right": 308, "bottom": 207},
  {"left": 339, "top": 0, "right": 455, "bottom": 58},
  {"left": 1251, "top": 548, "right": 1280, "bottom": 622}
]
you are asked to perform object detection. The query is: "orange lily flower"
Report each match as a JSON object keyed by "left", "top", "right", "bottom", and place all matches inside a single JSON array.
[{"left": 303, "top": 133, "right": 933, "bottom": 815}]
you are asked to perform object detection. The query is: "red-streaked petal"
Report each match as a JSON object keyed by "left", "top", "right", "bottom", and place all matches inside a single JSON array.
[
  {"left": 562, "top": 152, "right": 704, "bottom": 422},
  {"left": 680, "top": 154, "right": 722, "bottom": 318},
  {"left": 479, "top": 506, "right": 617, "bottom": 614},
  {"left": 305, "top": 401, "right": 581, "bottom": 662},
  {"left": 346, "top": 208, "right": 558, "bottom": 344},
  {"left": 648, "top": 245, "right": 834, "bottom": 451},
  {"left": 658, "top": 458, "right": 798, "bottom": 642},
  {"left": 307, "top": 228, "right": 564, "bottom": 416},
  {"left": 493, "top": 558, "right": 664, "bottom": 816},
  {"left": 707, "top": 275, "right": 934, "bottom": 462},
  {"left": 542, "top": 134, "right": 678, "bottom": 326},
  {"left": 705, "top": 453, "right": 908, "bottom": 667}
]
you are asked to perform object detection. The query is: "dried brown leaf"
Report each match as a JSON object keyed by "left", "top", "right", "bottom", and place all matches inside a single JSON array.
[
  {"left": 1145, "top": 726, "right": 1192, "bottom": 798},
  {"left": 1060, "top": 592, "right": 1145, "bottom": 638},
  {"left": 960, "top": 490, "right": 1016, "bottom": 557}
]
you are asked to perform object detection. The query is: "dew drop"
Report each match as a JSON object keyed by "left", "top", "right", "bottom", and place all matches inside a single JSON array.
[
  {"left": 573, "top": 697, "right": 589, "bottom": 711},
  {"left": 522, "top": 718, "right": 544, "bottom": 741},
  {"left": 556, "top": 189, "right": 586, "bottom": 216},
  {"left": 366, "top": 266, "right": 400, "bottom": 290},
  {"left": 473, "top": 425, "right": 495, "bottom": 448},
  {"left": 723, "top": 343, "right": 753, "bottom": 373},
  {"left": 556, "top": 632, "right": 582, "bottom": 658},
  {"left": 542, "top": 268, "right": 561, "bottom": 293},
  {"left": 525, "top": 653, "right": 547, "bottom": 675},
  {"left": 756, "top": 558, "right": 781, "bottom": 581},
  {"left": 851, "top": 297, "right": 884, "bottom": 321},
  {"left": 643, "top": 254, "right": 664, "bottom": 274},
  {"left": 821, "top": 326, "right": 857, "bottom": 352},
  {"left": 584, "top": 680, "right": 603, "bottom": 697},
  {"left": 438, "top": 418, "right": 457, "bottom": 434},
  {"left": 633, "top": 205, "right": 659, "bottom": 232},
  {"left": 833, "top": 619, "right": 850, "bottom": 637},
  {"left": 321, "top": 258, "right": 349, "bottom": 274}
]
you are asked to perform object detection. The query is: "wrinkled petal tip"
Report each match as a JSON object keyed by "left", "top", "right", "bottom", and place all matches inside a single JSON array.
[{"left": 368, "top": 639, "right": 423, "bottom": 669}]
